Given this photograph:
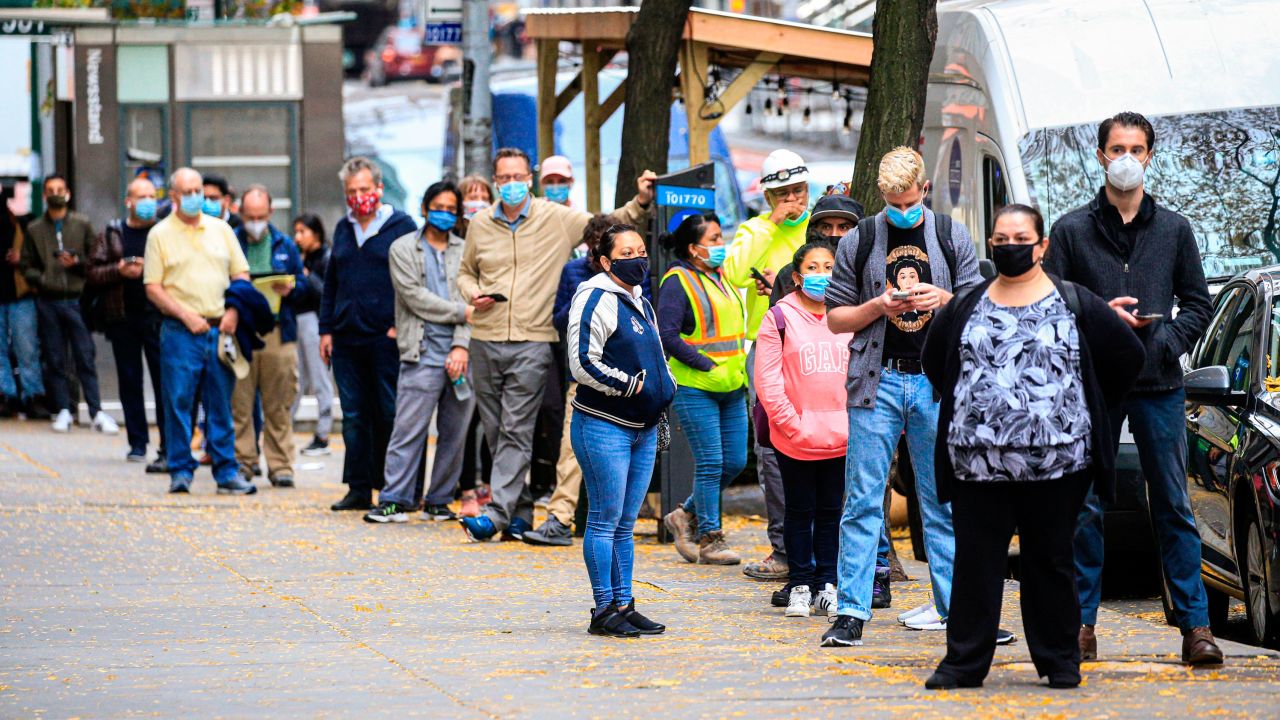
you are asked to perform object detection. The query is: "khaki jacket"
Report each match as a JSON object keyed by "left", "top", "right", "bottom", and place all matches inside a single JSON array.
[
  {"left": 457, "top": 196, "right": 649, "bottom": 343},
  {"left": 388, "top": 228, "right": 470, "bottom": 363}
]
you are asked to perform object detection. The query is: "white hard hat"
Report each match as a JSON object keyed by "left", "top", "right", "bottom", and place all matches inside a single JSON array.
[{"left": 760, "top": 149, "right": 810, "bottom": 190}]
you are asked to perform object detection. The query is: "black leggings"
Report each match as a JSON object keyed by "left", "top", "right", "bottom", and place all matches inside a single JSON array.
[
  {"left": 935, "top": 472, "right": 1091, "bottom": 684},
  {"left": 775, "top": 452, "right": 844, "bottom": 591}
]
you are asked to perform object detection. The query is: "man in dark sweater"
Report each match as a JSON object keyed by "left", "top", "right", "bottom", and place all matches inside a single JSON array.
[
  {"left": 1044, "top": 111, "right": 1221, "bottom": 665},
  {"left": 319, "top": 157, "right": 418, "bottom": 511}
]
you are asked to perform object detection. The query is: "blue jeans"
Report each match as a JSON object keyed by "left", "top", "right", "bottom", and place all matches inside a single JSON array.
[
  {"left": 672, "top": 386, "right": 748, "bottom": 536},
  {"left": 573, "top": 412, "right": 657, "bottom": 610},
  {"left": 160, "top": 319, "right": 238, "bottom": 484},
  {"left": 331, "top": 337, "right": 399, "bottom": 495},
  {"left": 0, "top": 298, "right": 43, "bottom": 402},
  {"left": 1075, "top": 388, "right": 1209, "bottom": 629},
  {"left": 838, "top": 368, "right": 954, "bottom": 620}
]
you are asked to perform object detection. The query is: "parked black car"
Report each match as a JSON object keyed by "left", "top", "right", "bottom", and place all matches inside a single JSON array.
[{"left": 1178, "top": 267, "right": 1280, "bottom": 648}]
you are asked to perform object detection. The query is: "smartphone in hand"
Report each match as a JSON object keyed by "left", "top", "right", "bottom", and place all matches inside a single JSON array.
[
  {"left": 479, "top": 293, "right": 509, "bottom": 303},
  {"left": 891, "top": 290, "right": 911, "bottom": 301},
  {"left": 1135, "top": 312, "right": 1163, "bottom": 321},
  {"left": 750, "top": 267, "right": 773, "bottom": 291}
]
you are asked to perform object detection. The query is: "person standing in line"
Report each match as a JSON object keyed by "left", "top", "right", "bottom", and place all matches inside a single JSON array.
[
  {"left": 539, "top": 155, "right": 575, "bottom": 206},
  {"left": 458, "top": 175, "right": 494, "bottom": 226},
  {"left": 1043, "top": 111, "right": 1222, "bottom": 665},
  {"left": 21, "top": 174, "right": 118, "bottom": 435},
  {"left": 721, "top": 148, "right": 813, "bottom": 582},
  {"left": 0, "top": 199, "right": 44, "bottom": 417},
  {"left": 143, "top": 167, "right": 256, "bottom": 495},
  {"left": 657, "top": 212, "right": 748, "bottom": 565},
  {"left": 755, "top": 242, "right": 852, "bottom": 619},
  {"left": 201, "top": 174, "right": 242, "bottom": 230},
  {"left": 88, "top": 176, "right": 167, "bottom": 468},
  {"left": 819, "top": 146, "right": 981, "bottom": 647},
  {"left": 454, "top": 147, "right": 653, "bottom": 542},
  {"left": 769, "top": 193, "right": 863, "bottom": 302},
  {"left": 922, "top": 204, "right": 1143, "bottom": 689},
  {"left": 231, "top": 186, "right": 307, "bottom": 488},
  {"left": 523, "top": 214, "right": 618, "bottom": 546},
  {"left": 567, "top": 224, "right": 675, "bottom": 637},
  {"left": 455, "top": 176, "right": 496, "bottom": 514},
  {"left": 320, "top": 157, "right": 419, "bottom": 511},
  {"left": 365, "top": 181, "right": 475, "bottom": 524},
  {"left": 290, "top": 213, "right": 334, "bottom": 457}
]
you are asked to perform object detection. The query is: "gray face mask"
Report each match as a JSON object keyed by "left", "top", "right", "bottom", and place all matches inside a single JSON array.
[{"left": 1105, "top": 153, "right": 1146, "bottom": 192}]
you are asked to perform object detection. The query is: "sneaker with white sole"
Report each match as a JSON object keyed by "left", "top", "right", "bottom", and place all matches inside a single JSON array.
[
  {"left": 92, "top": 411, "right": 120, "bottom": 435},
  {"left": 51, "top": 408, "right": 72, "bottom": 433},
  {"left": 898, "top": 602, "right": 935, "bottom": 625},
  {"left": 785, "top": 585, "right": 812, "bottom": 618},
  {"left": 813, "top": 583, "right": 837, "bottom": 616},
  {"left": 903, "top": 605, "right": 947, "bottom": 631}
]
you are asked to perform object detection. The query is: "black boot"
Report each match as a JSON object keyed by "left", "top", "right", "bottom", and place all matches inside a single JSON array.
[
  {"left": 621, "top": 601, "right": 666, "bottom": 635},
  {"left": 331, "top": 489, "right": 373, "bottom": 511},
  {"left": 588, "top": 604, "right": 640, "bottom": 638}
]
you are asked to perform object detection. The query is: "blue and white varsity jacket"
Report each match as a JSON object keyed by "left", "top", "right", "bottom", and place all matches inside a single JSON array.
[{"left": 568, "top": 273, "right": 676, "bottom": 429}]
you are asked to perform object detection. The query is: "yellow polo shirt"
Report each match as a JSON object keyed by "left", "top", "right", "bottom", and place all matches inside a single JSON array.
[{"left": 143, "top": 213, "right": 249, "bottom": 319}]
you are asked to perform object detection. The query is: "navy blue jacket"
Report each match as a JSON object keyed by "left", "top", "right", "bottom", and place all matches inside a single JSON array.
[
  {"left": 567, "top": 273, "right": 675, "bottom": 429},
  {"left": 224, "top": 278, "right": 276, "bottom": 363},
  {"left": 553, "top": 256, "right": 653, "bottom": 337},
  {"left": 318, "top": 209, "right": 418, "bottom": 344},
  {"left": 236, "top": 223, "right": 306, "bottom": 343},
  {"left": 295, "top": 245, "right": 329, "bottom": 316}
]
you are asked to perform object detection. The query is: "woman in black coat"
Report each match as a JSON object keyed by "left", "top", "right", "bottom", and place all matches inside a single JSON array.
[{"left": 920, "top": 204, "right": 1144, "bottom": 690}]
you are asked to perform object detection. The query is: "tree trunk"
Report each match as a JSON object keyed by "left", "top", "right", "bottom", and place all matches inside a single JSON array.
[
  {"left": 614, "top": 0, "right": 693, "bottom": 206},
  {"left": 848, "top": 0, "right": 939, "bottom": 215}
]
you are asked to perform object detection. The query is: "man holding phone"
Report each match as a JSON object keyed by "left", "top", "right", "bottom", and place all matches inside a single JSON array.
[
  {"left": 1043, "top": 111, "right": 1220, "bottom": 664},
  {"left": 21, "top": 174, "right": 117, "bottom": 435},
  {"left": 89, "top": 176, "right": 167, "bottom": 468}
]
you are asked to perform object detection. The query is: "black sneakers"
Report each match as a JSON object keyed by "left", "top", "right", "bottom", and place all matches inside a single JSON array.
[
  {"left": 522, "top": 515, "right": 573, "bottom": 546},
  {"left": 620, "top": 601, "right": 666, "bottom": 635},
  {"left": 423, "top": 504, "right": 457, "bottom": 521},
  {"left": 364, "top": 502, "right": 409, "bottom": 523},
  {"left": 301, "top": 436, "right": 331, "bottom": 456},
  {"left": 872, "top": 568, "right": 892, "bottom": 609},
  {"left": 821, "top": 615, "right": 864, "bottom": 647},
  {"left": 588, "top": 604, "right": 641, "bottom": 638}
]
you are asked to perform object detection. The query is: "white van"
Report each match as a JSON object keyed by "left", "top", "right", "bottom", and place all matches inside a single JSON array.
[{"left": 922, "top": 0, "right": 1280, "bottom": 588}]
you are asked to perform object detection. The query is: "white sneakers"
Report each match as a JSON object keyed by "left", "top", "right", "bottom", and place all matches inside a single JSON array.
[
  {"left": 51, "top": 409, "right": 120, "bottom": 435},
  {"left": 786, "top": 585, "right": 813, "bottom": 618},
  {"left": 899, "top": 602, "right": 947, "bottom": 630},
  {"left": 813, "top": 583, "right": 837, "bottom": 617}
]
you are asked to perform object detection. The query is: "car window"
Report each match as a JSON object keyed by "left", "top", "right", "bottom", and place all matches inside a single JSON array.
[
  {"left": 1195, "top": 287, "right": 1242, "bottom": 368},
  {"left": 1266, "top": 292, "right": 1280, "bottom": 392},
  {"left": 1220, "top": 293, "right": 1257, "bottom": 392}
]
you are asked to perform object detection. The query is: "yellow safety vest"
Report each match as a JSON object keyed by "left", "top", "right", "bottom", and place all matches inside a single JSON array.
[{"left": 661, "top": 265, "right": 748, "bottom": 393}]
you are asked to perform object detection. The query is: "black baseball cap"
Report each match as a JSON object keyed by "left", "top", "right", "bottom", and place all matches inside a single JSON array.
[{"left": 810, "top": 194, "right": 865, "bottom": 223}]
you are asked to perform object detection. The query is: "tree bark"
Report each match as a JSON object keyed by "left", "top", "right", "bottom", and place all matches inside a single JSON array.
[
  {"left": 614, "top": 0, "right": 693, "bottom": 206},
  {"left": 848, "top": 0, "right": 939, "bottom": 214}
]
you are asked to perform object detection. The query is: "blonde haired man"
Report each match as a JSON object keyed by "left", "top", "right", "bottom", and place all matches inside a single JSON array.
[{"left": 818, "top": 146, "right": 982, "bottom": 647}]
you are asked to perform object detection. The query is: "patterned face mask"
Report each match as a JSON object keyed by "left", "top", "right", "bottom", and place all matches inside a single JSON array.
[{"left": 346, "top": 192, "right": 380, "bottom": 216}]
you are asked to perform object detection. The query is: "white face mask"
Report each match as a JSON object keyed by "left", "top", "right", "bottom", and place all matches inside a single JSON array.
[
  {"left": 244, "top": 219, "right": 269, "bottom": 240},
  {"left": 1104, "top": 153, "right": 1146, "bottom": 192}
]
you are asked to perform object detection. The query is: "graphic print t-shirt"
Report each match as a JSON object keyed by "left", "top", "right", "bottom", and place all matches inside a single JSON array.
[{"left": 882, "top": 223, "right": 932, "bottom": 362}]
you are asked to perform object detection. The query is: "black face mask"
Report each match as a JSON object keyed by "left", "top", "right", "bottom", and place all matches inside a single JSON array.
[
  {"left": 609, "top": 256, "right": 650, "bottom": 287},
  {"left": 990, "top": 242, "right": 1040, "bottom": 277}
]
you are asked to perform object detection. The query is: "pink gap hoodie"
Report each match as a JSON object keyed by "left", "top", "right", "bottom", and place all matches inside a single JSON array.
[{"left": 753, "top": 292, "right": 853, "bottom": 461}]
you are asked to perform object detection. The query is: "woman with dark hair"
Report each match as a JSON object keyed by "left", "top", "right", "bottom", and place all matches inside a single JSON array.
[
  {"left": 657, "top": 212, "right": 749, "bottom": 566},
  {"left": 921, "top": 203, "right": 1143, "bottom": 689},
  {"left": 291, "top": 212, "right": 334, "bottom": 455},
  {"left": 365, "top": 181, "right": 476, "bottom": 523},
  {"left": 567, "top": 224, "right": 675, "bottom": 637},
  {"left": 754, "top": 242, "right": 852, "bottom": 618}
]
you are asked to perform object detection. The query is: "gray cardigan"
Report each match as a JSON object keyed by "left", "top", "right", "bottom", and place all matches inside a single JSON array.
[
  {"left": 388, "top": 229, "right": 470, "bottom": 362},
  {"left": 824, "top": 208, "right": 982, "bottom": 409}
]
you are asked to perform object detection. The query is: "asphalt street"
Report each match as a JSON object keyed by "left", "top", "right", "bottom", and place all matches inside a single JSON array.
[{"left": 2, "top": 417, "right": 1278, "bottom": 718}]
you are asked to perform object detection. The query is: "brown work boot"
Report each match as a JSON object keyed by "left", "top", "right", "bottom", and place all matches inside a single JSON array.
[
  {"left": 664, "top": 506, "right": 699, "bottom": 563},
  {"left": 1078, "top": 624, "right": 1097, "bottom": 661},
  {"left": 743, "top": 552, "right": 789, "bottom": 581},
  {"left": 697, "top": 531, "right": 741, "bottom": 565},
  {"left": 1182, "top": 626, "right": 1225, "bottom": 665}
]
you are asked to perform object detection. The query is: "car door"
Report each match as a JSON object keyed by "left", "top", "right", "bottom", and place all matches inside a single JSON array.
[{"left": 1187, "top": 283, "right": 1257, "bottom": 574}]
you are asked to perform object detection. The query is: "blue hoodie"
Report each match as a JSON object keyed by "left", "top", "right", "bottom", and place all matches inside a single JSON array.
[{"left": 568, "top": 273, "right": 675, "bottom": 430}]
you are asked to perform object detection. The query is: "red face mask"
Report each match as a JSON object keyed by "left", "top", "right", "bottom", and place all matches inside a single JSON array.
[{"left": 346, "top": 192, "right": 380, "bottom": 216}]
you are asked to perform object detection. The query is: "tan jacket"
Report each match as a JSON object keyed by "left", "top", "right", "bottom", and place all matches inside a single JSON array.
[
  {"left": 388, "top": 229, "right": 470, "bottom": 363},
  {"left": 457, "top": 196, "right": 649, "bottom": 343}
]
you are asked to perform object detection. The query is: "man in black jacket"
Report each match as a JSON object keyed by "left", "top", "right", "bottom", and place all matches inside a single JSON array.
[{"left": 1044, "top": 111, "right": 1221, "bottom": 665}]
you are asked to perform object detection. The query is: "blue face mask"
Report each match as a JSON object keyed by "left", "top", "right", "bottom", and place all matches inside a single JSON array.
[
  {"left": 202, "top": 197, "right": 223, "bottom": 217},
  {"left": 699, "top": 244, "right": 726, "bottom": 269},
  {"left": 885, "top": 202, "right": 924, "bottom": 229},
  {"left": 801, "top": 272, "right": 832, "bottom": 302},
  {"left": 543, "top": 183, "right": 571, "bottom": 204},
  {"left": 426, "top": 210, "right": 457, "bottom": 233},
  {"left": 180, "top": 192, "right": 205, "bottom": 217},
  {"left": 498, "top": 181, "right": 530, "bottom": 206},
  {"left": 134, "top": 198, "right": 157, "bottom": 221}
]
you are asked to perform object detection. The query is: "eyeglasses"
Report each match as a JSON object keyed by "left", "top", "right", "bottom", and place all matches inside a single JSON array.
[
  {"left": 493, "top": 173, "right": 529, "bottom": 184},
  {"left": 768, "top": 186, "right": 807, "bottom": 200},
  {"left": 762, "top": 165, "right": 809, "bottom": 186}
]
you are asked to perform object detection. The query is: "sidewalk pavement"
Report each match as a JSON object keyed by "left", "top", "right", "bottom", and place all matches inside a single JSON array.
[{"left": 1, "top": 418, "right": 1277, "bottom": 719}]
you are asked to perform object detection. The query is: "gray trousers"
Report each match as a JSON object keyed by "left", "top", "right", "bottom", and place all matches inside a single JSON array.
[
  {"left": 472, "top": 340, "right": 552, "bottom": 531},
  {"left": 292, "top": 311, "right": 334, "bottom": 440},
  {"left": 746, "top": 343, "right": 786, "bottom": 557},
  {"left": 380, "top": 357, "right": 475, "bottom": 507}
]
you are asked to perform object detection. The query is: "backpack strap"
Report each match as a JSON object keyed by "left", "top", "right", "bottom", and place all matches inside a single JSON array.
[
  {"left": 769, "top": 303, "right": 786, "bottom": 345},
  {"left": 852, "top": 216, "right": 877, "bottom": 298},
  {"left": 1059, "top": 279, "right": 1083, "bottom": 318},
  {"left": 935, "top": 213, "right": 958, "bottom": 286}
]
